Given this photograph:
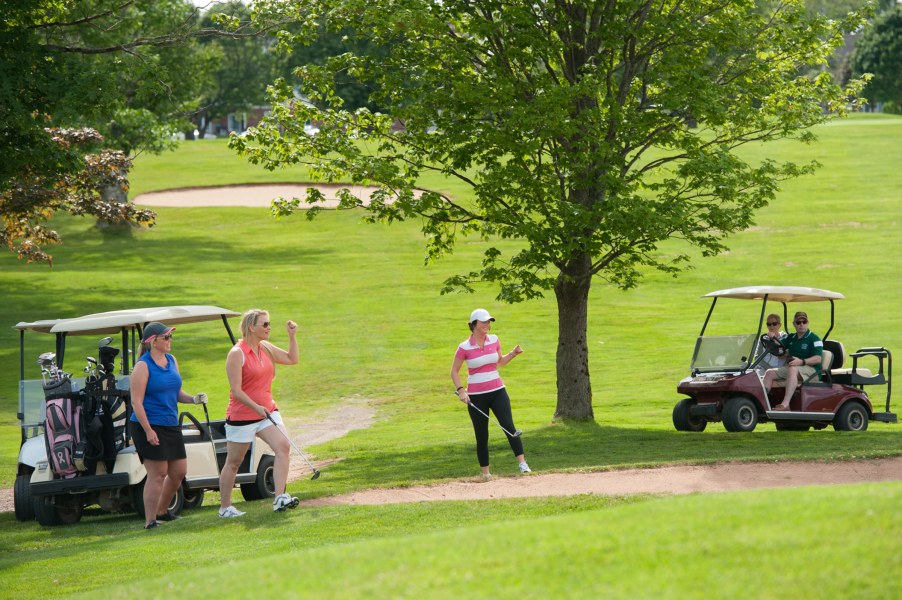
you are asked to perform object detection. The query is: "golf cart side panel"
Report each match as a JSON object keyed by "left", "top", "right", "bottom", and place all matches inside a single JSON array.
[
  {"left": 18, "top": 435, "right": 46, "bottom": 469},
  {"left": 799, "top": 386, "right": 867, "bottom": 415},
  {"left": 183, "top": 432, "right": 220, "bottom": 480},
  {"left": 29, "top": 446, "right": 144, "bottom": 487}
]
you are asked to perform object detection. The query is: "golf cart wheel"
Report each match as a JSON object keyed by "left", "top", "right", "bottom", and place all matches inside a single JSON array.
[
  {"left": 722, "top": 397, "right": 759, "bottom": 432},
  {"left": 834, "top": 402, "right": 869, "bottom": 432},
  {"left": 241, "top": 454, "right": 276, "bottom": 501},
  {"left": 130, "top": 479, "right": 185, "bottom": 519},
  {"left": 14, "top": 473, "right": 36, "bottom": 522},
  {"left": 182, "top": 488, "right": 205, "bottom": 510},
  {"left": 34, "top": 496, "right": 83, "bottom": 527},
  {"left": 774, "top": 421, "right": 811, "bottom": 432},
  {"left": 673, "top": 398, "right": 707, "bottom": 432}
]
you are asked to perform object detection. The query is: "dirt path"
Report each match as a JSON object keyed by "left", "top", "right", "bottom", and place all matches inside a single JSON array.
[{"left": 301, "top": 456, "right": 902, "bottom": 506}]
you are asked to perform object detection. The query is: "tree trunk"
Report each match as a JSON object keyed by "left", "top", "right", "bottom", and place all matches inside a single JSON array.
[
  {"left": 96, "top": 170, "right": 131, "bottom": 229},
  {"left": 554, "top": 253, "right": 594, "bottom": 421}
]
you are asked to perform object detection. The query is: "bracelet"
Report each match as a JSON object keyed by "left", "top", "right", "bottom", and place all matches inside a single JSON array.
[{"left": 456, "top": 386, "right": 464, "bottom": 392}]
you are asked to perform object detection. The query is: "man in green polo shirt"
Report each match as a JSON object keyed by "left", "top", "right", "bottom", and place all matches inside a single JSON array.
[{"left": 763, "top": 311, "right": 824, "bottom": 411}]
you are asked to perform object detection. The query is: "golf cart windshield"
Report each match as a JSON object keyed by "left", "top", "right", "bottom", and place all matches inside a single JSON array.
[{"left": 691, "top": 334, "right": 759, "bottom": 373}]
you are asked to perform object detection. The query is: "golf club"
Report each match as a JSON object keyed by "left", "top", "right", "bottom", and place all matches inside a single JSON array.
[
  {"left": 460, "top": 397, "right": 522, "bottom": 438},
  {"left": 202, "top": 403, "right": 221, "bottom": 476},
  {"left": 265, "top": 413, "right": 321, "bottom": 480}
]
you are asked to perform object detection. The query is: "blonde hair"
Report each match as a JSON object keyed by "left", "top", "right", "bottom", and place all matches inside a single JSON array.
[
  {"left": 766, "top": 313, "right": 782, "bottom": 325},
  {"left": 239, "top": 308, "right": 269, "bottom": 339}
]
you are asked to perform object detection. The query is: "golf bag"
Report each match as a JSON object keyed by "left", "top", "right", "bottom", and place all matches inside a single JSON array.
[
  {"left": 81, "top": 345, "right": 130, "bottom": 474},
  {"left": 43, "top": 376, "right": 86, "bottom": 479},
  {"left": 99, "top": 345, "right": 130, "bottom": 455}
]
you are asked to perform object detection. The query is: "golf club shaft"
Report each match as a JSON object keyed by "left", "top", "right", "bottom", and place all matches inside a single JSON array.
[
  {"left": 265, "top": 414, "right": 320, "bottom": 476},
  {"left": 465, "top": 400, "right": 521, "bottom": 438},
  {"left": 202, "top": 403, "right": 221, "bottom": 475}
]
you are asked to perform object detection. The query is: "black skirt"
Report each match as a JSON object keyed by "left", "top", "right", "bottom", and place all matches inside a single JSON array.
[{"left": 130, "top": 422, "right": 187, "bottom": 461}]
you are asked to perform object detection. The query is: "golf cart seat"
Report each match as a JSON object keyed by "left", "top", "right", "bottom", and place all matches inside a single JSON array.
[{"left": 826, "top": 341, "right": 886, "bottom": 386}]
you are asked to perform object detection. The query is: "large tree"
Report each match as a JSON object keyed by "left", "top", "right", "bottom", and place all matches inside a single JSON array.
[
  {"left": 190, "top": 1, "right": 273, "bottom": 138},
  {"left": 234, "top": 0, "right": 868, "bottom": 420},
  {"left": 0, "top": 0, "right": 283, "bottom": 262},
  {"left": 852, "top": 4, "right": 902, "bottom": 111}
]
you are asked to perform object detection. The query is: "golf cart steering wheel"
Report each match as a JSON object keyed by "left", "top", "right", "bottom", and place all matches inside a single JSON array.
[{"left": 760, "top": 334, "right": 788, "bottom": 358}]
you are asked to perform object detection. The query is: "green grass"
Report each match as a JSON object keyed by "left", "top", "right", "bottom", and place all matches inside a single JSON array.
[
  {"left": 1, "top": 113, "right": 901, "bottom": 597},
  {"left": 2, "top": 485, "right": 899, "bottom": 599}
]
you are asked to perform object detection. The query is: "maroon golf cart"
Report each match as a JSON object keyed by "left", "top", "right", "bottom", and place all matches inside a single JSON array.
[{"left": 673, "top": 286, "right": 895, "bottom": 433}]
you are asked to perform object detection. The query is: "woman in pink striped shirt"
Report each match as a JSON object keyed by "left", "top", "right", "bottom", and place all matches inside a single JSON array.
[{"left": 451, "top": 308, "right": 530, "bottom": 478}]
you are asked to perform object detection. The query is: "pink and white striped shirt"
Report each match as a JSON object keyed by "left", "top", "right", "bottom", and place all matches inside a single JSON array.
[{"left": 455, "top": 334, "right": 505, "bottom": 394}]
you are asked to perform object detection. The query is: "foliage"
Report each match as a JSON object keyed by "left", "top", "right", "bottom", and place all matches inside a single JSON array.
[
  {"left": 0, "top": 128, "right": 155, "bottom": 263},
  {"left": 0, "top": 0, "right": 289, "bottom": 263},
  {"left": 852, "top": 5, "right": 902, "bottom": 107},
  {"left": 272, "top": 22, "right": 390, "bottom": 112},
  {"left": 235, "top": 0, "right": 870, "bottom": 420},
  {"left": 190, "top": 1, "right": 274, "bottom": 138}
]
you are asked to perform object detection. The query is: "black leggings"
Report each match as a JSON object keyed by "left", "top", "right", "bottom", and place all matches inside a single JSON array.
[{"left": 467, "top": 387, "right": 524, "bottom": 467}]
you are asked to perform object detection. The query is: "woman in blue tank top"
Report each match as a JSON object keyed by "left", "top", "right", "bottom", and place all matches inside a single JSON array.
[{"left": 129, "top": 322, "right": 207, "bottom": 530}]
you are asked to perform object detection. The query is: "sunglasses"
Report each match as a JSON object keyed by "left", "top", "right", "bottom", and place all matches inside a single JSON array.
[
  {"left": 160, "top": 334, "right": 173, "bottom": 340},
  {"left": 795, "top": 319, "right": 808, "bottom": 325},
  {"left": 257, "top": 321, "right": 271, "bottom": 328},
  {"left": 766, "top": 322, "right": 780, "bottom": 327}
]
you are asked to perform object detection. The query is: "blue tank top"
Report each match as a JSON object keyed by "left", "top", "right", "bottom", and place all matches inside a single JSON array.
[{"left": 129, "top": 352, "right": 182, "bottom": 426}]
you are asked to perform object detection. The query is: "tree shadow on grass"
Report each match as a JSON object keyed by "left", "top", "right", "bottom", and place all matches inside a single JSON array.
[{"left": 57, "top": 224, "right": 333, "bottom": 271}]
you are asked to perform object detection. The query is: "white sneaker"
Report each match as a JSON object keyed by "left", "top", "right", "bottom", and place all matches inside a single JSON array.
[
  {"left": 519, "top": 462, "right": 531, "bottom": 473},
  {"left": 218, "top": 506, "right": 245, "bottom": 518},
  {"left": 273, "top": 493, "right": 300, "bottom": 512}
]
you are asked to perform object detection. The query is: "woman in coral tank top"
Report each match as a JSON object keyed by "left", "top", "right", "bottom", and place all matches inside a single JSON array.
[{"left": 217, "top": 309, "right": 300, "bottom": 518}]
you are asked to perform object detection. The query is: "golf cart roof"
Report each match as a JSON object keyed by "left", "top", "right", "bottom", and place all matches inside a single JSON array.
[
  {"left": 14, "top": 305, "right": 240, "bottom": 336},
  {"left": 703, "top": 286, "right": 845, "bottom": 303}
]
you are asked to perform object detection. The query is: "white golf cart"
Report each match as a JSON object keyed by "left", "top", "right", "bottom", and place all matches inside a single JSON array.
[
  {"left": 674, "top": 286, "right": 895, "bottom": 433},
  {"left": 14, "top": 306, "right": 277, "bottom": 526}
]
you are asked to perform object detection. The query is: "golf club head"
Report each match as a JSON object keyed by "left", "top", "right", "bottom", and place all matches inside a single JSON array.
[
  {"left": 37, "top": 352, "right": 56, "bottom": 366},
  {"left": 310, "top": 470, "right": 321, "bottom": 480},
  {"left": 98, "top": 336, "right": 113, "bottom": 348},
  {"left": 513, "top": 429, "right": 523, "bottom": 437}
]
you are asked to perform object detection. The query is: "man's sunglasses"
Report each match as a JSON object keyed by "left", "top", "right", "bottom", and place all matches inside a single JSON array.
[{"left": 794, "top": 319, "right": 808, "bottom": 325}]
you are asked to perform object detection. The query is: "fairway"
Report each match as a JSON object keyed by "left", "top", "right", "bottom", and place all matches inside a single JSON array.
[{"left": 1, "top": 114, "right": 901, "bottom": 598}]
